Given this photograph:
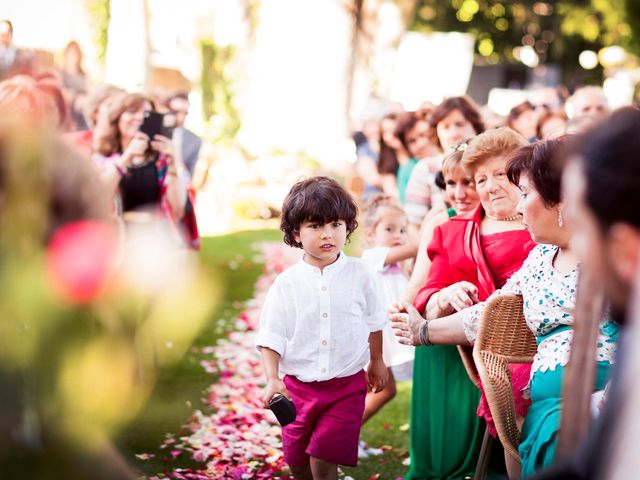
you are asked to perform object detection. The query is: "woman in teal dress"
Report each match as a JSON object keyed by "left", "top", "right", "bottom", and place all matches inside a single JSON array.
[{"left": 392, "top": 138, "right": 618, "bottom": 478}]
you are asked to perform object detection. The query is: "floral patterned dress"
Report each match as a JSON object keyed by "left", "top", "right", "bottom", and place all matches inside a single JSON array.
[{"left": 460, "top": 244, "right": 618, "bottom": 476}]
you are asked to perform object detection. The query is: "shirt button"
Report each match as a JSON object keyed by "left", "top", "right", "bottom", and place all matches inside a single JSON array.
[
  {"left": 322, "top": 340, "right": 327, "bottom": 346},
  {"left": 321, "top": 286, "right": 327, "bottom": 291},
  {"left": 322, "top": 313, "right": 328, "bottom": 318},
  {"left": 321, "top": 368, "right": 326, "bottom": 373}
]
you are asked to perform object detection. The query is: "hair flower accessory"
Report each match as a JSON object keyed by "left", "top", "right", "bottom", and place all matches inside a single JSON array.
[{"left": 451, "top": 140, "right": 469, "bottom": 153}]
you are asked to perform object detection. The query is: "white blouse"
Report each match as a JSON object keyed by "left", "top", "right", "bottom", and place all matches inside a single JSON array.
[
  {"left": 255, "top": 252, "right": 387, "bottom": 383},
  {"left": 461, "top": 244, "right": 617, "bottom": 377}
]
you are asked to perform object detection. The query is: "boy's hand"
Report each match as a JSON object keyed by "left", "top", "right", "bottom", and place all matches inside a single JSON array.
[
  {"left": 366, "top": 358, "right": 388, "bottom": 393},
  {"left": 262, "top": 378, "right": 289, "bottom": 408}
]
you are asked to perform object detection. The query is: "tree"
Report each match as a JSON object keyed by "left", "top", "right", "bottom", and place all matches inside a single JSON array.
[{"left": 410, "top": 0, "right": 640, "bottom": 84}]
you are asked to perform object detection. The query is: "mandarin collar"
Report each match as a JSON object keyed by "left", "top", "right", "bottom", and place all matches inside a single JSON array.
[{"left": 297, "top": 251, "right": 347, "bottom": 275}]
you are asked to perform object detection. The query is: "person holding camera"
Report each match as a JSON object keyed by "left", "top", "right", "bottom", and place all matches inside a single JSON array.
[{"left": 93, "top": 92, "right": 199, "bottom": 249}]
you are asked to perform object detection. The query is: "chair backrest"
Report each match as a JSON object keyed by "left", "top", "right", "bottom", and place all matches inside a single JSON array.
[
  {"left": 458, "top": 345, "right": 480, "bottom": 387},
  {"left": 473, "top": 294, "right": 537, "bottom": 461}
]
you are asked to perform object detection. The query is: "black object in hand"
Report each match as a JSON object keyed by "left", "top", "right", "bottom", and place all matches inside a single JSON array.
[
  {"left": 139, "top": 111, "right": 164, "bottom": 139},
  {"left": 269, "top": 394, "right": 297, "bottom": 427}
]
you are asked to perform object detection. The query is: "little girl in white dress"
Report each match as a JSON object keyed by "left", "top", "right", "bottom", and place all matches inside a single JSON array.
[{"left": 360, "top": 195, "right": 417, "bottom": 427}]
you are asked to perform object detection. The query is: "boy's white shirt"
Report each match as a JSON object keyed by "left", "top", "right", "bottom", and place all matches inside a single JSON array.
[{"left": 255, "top": 252, "right": 387, "bottom": 382}]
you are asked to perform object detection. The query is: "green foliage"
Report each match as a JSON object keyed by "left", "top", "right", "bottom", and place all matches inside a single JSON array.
[
  {"left": 199, "top": 39, "right": 241, "bottom": 142},
  {"left": 625, "top": 0, "right": 640, "bottom": 54},
  {"left": 84, "top": 0, "right": 110, "bottom": 67},
  {"left": 411, "top": 0, "right": 640, "bottom": 81}
]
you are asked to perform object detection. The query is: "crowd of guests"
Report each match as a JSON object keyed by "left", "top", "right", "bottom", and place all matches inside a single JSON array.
[
  {"left": 260, "top": 84, "right": 640, "bottom": 480},
  {"left": 0, "top": 20, "right": 210, "bottom": 479},
  {"left": 0, "top": 19, "right": 203, "bottom": 252}
]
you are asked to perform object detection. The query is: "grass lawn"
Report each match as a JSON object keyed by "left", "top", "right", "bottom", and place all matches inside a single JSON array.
[{"left": 116, "top": 227, "right": 411, "bottom": 479}]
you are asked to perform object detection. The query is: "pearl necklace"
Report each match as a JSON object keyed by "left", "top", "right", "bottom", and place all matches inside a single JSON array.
[{"left": 485, "top": 213, "right": 521, "bottom": 222}]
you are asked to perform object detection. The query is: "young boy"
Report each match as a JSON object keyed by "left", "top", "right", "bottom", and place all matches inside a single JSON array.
[{"left": 256, "top": 176, "right": 388, "bottom": 480}]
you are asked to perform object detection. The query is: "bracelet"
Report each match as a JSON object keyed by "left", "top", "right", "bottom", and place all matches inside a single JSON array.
[
  {"left": 419, "top": 320, "right": 431, "bottom": 346},
  {"left": 114, "top": 162, "right": 127, "bottom": 176}
]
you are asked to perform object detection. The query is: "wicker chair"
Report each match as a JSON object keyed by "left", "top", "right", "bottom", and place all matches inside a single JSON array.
[
  {"left": 472, "top": 294, "right": 538, "bottom": 462},
  {"left": 458, "top": 345, "right": 480, "bottom": 387}
]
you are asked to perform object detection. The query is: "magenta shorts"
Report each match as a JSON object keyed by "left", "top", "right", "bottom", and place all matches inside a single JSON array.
[{"left": 282, "top": 370, "right": 367, "bottom": 467}]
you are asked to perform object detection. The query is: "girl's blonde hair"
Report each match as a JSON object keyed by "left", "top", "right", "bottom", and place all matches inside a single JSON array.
[{"left": 361, "top": 194, "right": 406, "bottom": 231}]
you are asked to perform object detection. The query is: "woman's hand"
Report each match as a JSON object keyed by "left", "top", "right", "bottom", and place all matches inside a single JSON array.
[
  {"left": 150, "top": 134, "right": 176, "bottom": 163},
  {"left": 121, "top": 131, "right": 149, "bottom": 167},
  {"left": 366, "top": 358, "right": 388, "bottom": 393},
  {"left": 262, "top": 378, "right": 289, "bottom": 409},
  {"left": 437, "top": 281, "right": 479, "bottom": 312},
  {"left": 390, "top": 302, "right": 424, "bottom": 346}
]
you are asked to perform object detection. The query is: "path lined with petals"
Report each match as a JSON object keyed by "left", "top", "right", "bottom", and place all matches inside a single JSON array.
[{"left": 149, "top": 242, "right": 303, "bottom": 479}]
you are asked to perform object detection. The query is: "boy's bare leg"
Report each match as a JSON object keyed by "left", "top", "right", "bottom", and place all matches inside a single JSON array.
[
  {"left": 290, "top": 464, "right": 313, "bottom": 480},
  {"left": 310, "top": 456, "right": 338, "bottom": 480}
]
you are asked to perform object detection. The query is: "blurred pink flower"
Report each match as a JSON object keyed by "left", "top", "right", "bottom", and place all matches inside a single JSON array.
[{"left": 46, "top": 220, "right": 119, "bottom": 305}]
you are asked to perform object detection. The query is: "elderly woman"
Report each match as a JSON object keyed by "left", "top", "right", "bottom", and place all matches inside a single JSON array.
[
  {"left": 393, "top": 138, "right": 618, "bottom": 477},
  {"left": 404, "top": 96, "right": 485, "bottom": 234},
  {"left": 403, "top": 127, "right": 536, "bottom": 480},
  {"left": 93, "top": 92, "right": 199, "bottom": 248}
]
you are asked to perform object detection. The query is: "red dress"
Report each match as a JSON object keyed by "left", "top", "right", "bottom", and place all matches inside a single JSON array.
[{"left": 414, "top": 205, "right": 536, "bottom": 436}]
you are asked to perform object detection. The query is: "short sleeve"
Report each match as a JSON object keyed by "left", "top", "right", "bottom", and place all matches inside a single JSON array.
[
  {"left": 255, "top": 279, "right": 288, "bottom": 355},
  {"left": 460, "top": 303, "right": 484, "bottom": 343},
  {"left": 361, "top": 267, "right": 388, "bottom": 332},
  {"left": 361, "top": 247, "right": 390, "bottom": 273}
]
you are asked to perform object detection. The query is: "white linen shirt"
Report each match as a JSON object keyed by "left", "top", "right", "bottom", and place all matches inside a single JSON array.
[{"left": 255, "top": 252, "right": 388, "bottom": 382}]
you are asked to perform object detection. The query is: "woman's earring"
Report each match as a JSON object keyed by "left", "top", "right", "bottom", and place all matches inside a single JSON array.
[{"left": 557, "top": 208, "right": 564, "bottom": 228}]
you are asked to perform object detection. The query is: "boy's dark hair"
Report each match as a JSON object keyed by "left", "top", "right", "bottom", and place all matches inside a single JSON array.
[{"left": 280, "top": 176, "right": 358, "bottom": 248}]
